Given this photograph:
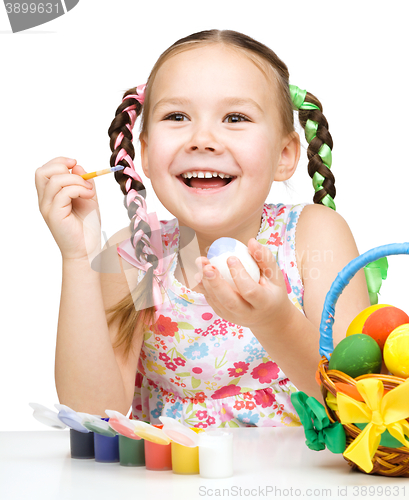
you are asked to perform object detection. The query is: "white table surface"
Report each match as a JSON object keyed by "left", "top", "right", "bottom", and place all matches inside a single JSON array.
[{"left": 1, "top": 428, "right": 408, "bottom": 500}]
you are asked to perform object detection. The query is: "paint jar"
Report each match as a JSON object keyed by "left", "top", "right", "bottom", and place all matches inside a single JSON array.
[
  {"left": 159, "top": 416, "right": 201, "bottom": 475},
  {"left": 83, "top": 417, "right": 119, "bottom": 463},
  {"left": 144, "top": 425, "right": 172, "bottom": 471},
  {"left": 93, "top": 432, "right": 119, "bottom": 463},
  {"left": 198, "top": 431, "right": 233, "bottom": 478},
  {"left": 118, "top": 435, "right": 145, "bottom": 466},
  {"left": 105, "top": 411, "right": 152, "bottom": 467},
  {"left": 69, "top": 428, "right": 95, "bottom": 459},
  {"left": 54, "top": 404, "right": 95, "bottom": 459},
  {"left": 171, "top": 441, "right": 200, "bottom": 474},
  {"left": 170, "top": 428, "right": 202, "bottom": 475}
]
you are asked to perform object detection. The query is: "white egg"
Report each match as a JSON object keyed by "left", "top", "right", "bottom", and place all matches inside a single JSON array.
[{"left": 207, "top": 237, "right": 260, "bottom": 291}]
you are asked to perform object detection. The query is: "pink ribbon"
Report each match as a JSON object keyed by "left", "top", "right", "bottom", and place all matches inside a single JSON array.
[
  {"left": 115, "top": 84, "right": 172, "bottom": 311},
  {"left": 117, "top": 211, "right": 175, "bottom": 311},
  {"left": 114, "top": 83, "right": 147, "bottom": 170}
]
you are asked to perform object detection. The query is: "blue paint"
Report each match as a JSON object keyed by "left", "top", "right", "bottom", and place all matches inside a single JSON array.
[
  {"left": 207, "top": 238, "right": 237, "bottom": 260},
  {"left": 94, "top": 418, "right": 120, "bottom": 463},
  {"left": 94, "top": 433, "right": 119, "bottom": 463}
]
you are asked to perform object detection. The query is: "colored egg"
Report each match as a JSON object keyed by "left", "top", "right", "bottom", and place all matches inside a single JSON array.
[
  {"left": 207, "top": 238, "right": 260, "bottom": 291},
  {"left": 346, "top": 304, "right": 391, "bottom": 337},
  {"left": 334, "top": 382, "right": 389, "bottom": 401},
  {"left": 383, "top": 324, "right": 409, "bottom": 378},
  {"left": 362, "top": 306, "right": 409, "bottom": 350},
  {"left": 328, "top": 334, "right": 382, "bottom": 378},
  {"left": 334, "top": 382, "right": 364, "bottom": 401}
]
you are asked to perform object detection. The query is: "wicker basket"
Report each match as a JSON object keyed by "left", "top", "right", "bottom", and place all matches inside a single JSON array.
[{"left": 317, "top": 243, "right": 409, "bottom": 477}]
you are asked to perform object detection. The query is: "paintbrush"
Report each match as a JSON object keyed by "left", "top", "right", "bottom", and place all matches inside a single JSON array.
[{"left": 81, "top": 165, "right": 125, "bottom": 180}]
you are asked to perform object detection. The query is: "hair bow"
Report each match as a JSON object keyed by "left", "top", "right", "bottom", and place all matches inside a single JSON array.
[
  {"left": 117, "top": 211, "right": 175, "bottom": 311},
  {"left": 291, "top": 391, "right": 346, "bottom": 453},
  {"left": 124, "top": 83, "right": 146, "bottom": 106}
]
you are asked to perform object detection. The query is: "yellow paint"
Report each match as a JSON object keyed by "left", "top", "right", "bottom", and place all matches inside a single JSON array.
[
  {"left": 170, "top": 428, "right": 202, "bottom": 475},
  {"left": 171, "top": 442, "right": 199, "bottom": 474}
]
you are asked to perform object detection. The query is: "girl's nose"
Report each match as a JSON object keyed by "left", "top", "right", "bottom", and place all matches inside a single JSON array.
[{"left": 185, "top": 125, "right": 224, "bottom": 154}]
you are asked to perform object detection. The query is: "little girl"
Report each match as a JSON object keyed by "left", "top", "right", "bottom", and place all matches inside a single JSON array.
[{"left": 35, "top": 30, "right": 370, "bottom": 428}]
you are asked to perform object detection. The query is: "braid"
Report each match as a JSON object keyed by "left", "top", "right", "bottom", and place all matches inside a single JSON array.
[
  {"left": 108, "top": 87, "right": 159, "bottom": 273},
  {"left": 290, "top": 85, "right": 336, "bottom": 210},
  {"left": 106, "top": 86, "right": 158, "bottom": 356}
]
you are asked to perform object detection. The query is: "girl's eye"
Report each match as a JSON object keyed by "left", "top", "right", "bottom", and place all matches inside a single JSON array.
[
  {"left": 164, "top": 113, "right": 188, "bottom": 122},
  {"left": 163, "top": 113, "right": 249, "bottom": 123},
  {"left": 224, "top": 113, "right": 249, "bottom": 124}
]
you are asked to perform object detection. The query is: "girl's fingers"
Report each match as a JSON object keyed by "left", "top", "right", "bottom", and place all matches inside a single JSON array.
[
  {"left": 49, "top": 185, "right": 95, "bottom": 219},
  {"left": 248, "top": 238, "right": 285, "bottom": 287},
  {"left": 195, "top": 239, "right": 286, "bottom": 311},
  {"left": 40, "top": 173, "right": 93, "bottom": 216},
  {"left": 199, "top": 263, "right": 247, "bottom": 312},
  {"left": 35, "top": 158, "right": 77, "bottom": 196},
  {"left": 41, "top": 156, "right": 77, "bottom": 169}
]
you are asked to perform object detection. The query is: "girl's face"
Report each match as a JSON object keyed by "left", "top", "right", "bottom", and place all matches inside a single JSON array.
[{"left": 141, "top": 44, "right": 299, "bottom": 241}]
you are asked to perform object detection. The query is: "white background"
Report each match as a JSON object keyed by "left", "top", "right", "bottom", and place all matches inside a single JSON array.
[{"left": 1, "top": 0, "right": 408, "bottom": 431}]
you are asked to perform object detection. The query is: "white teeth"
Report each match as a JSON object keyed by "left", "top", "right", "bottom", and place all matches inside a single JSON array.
[{"left": 181, "top": 171, "right": 232, "bottom": 179}]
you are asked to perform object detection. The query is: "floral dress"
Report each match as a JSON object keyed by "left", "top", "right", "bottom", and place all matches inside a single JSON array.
[{"left": 119, "top": 203, "right": 307, "bottom": 428}]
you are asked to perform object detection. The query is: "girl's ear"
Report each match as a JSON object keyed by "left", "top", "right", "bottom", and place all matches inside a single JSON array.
[
  {"left": 140, "top": 135, "right": 150, "bottom": 179},
  {"left": 274, "top": 131, "right": 300, "bottom": 181}
]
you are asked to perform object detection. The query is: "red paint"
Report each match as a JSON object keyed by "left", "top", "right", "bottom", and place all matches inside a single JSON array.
[{"left": 144, "top": 424, "right": 172, "bottom": 470}]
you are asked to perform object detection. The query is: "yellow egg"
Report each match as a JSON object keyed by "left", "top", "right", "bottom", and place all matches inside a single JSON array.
[
  {"left": 383, "top": 324, "right": 409, "bottom": 378},
  {"left": 346, "top": 304, "right": 391, "bottom": 337}
]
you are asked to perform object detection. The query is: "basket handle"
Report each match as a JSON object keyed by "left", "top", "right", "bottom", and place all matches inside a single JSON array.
[{"left": 319, "top": 242, "right": 409, "bottom": 359}]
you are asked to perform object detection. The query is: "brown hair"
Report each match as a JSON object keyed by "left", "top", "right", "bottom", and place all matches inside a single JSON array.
[{"left": 105, "top": 29, "right": 334, "bottom": 356}]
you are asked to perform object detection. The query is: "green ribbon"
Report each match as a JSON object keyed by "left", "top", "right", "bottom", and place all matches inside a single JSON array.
[
  {"left": 305, "top": 119, "right": 319, "bottom": 142},
  {"left": 291, "top": 391, "right": 346, "bottom": 453},
  {"left": 364, "top": 257, "right": 389, "bottom": 305},
  {"left": 289, "top": 85, "right": 307, "bottom": 110},
  {"left": 289, "top": 85, "right": 335, "bottom": 210},
  {"left": 291, "top": 85, "right": 388, "bottom": 306}
]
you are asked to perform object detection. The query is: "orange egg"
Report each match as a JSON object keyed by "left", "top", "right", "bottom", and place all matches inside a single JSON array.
[
  {"left": 346, "top": 304, "right": 391, "bottom": 337},
  {"left": 334, "top": 382, "right": 364, "bottom": 401},
  {"left": 334, "top": 382, "right": 390, "bottom": 400},
  {"left": 362, "top": 306, "right": 409, "bottom": 350}
]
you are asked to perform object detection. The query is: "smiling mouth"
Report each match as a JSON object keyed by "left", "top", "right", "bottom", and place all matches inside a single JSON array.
[{"left": 178, "top": 175, "right": 235, "bottom": 189}]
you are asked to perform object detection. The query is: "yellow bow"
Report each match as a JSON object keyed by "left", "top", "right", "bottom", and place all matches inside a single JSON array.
[{"left": 336, "top": 378, "right": 409, "bottom": 472}]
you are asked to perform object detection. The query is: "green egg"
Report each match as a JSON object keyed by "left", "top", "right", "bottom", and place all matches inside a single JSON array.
[{"left": 328, "top": 334, "right": 382, "bottom": 378}]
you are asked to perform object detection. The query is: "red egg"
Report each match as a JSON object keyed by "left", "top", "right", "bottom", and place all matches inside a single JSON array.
[{"left": 362, "top": 306, "right": 409, "bottom": 350}]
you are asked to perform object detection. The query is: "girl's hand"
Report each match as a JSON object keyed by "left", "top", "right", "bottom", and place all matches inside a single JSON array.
[
  {"left": 35, "top": 157, "right": 101, "bottom": 261},
  {"left": 194, "top": 238, "right": 292, "bottom": 330}
]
